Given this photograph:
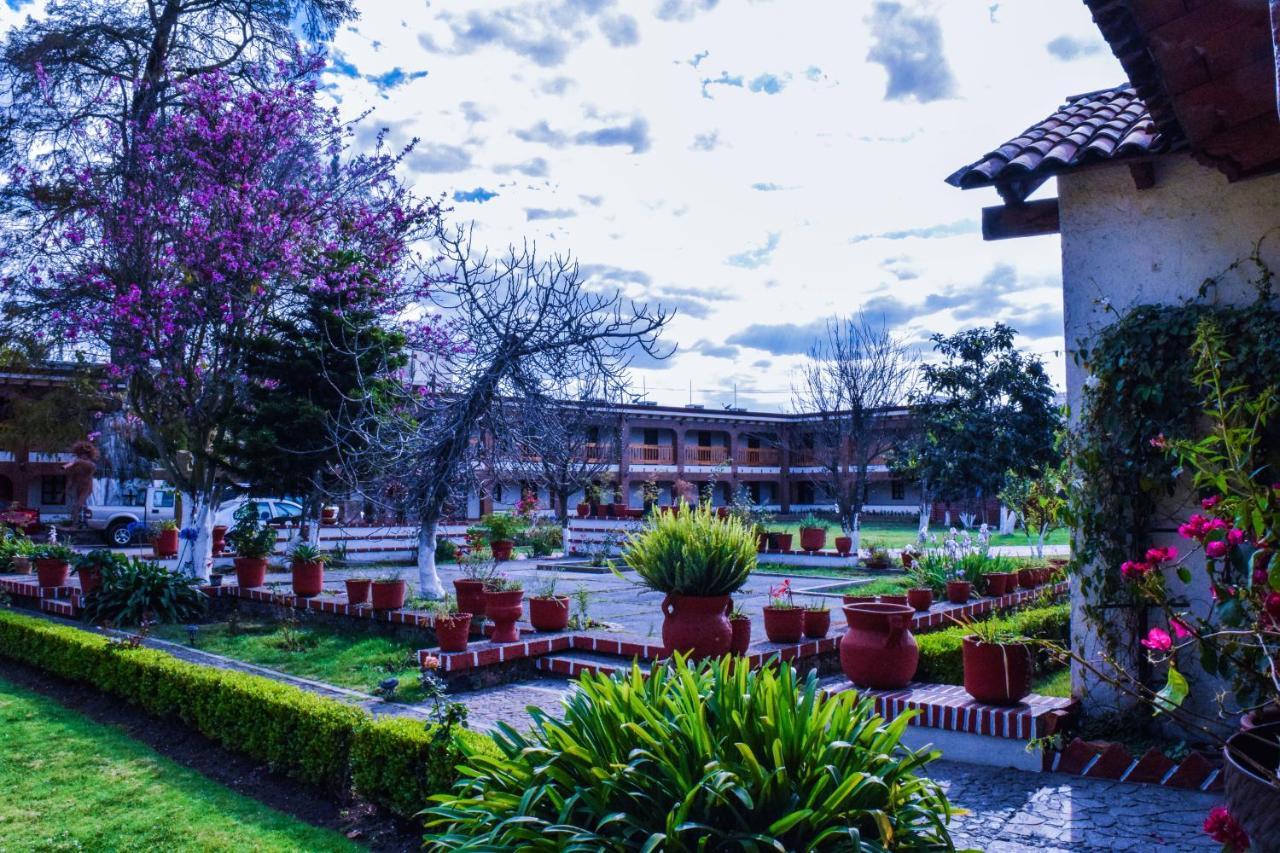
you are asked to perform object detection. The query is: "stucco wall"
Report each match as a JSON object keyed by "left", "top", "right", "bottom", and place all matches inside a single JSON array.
[{"left": 1058, "top": 155, "right": 1280, "bottom": 721}]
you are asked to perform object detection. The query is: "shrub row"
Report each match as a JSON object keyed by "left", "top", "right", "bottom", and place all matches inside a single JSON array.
[
  {"left": 915, "top": 603, "right": 1070, "bottom": 685},
  {"left": 0, "top": 609, "right": 492, "bottom": 818}
]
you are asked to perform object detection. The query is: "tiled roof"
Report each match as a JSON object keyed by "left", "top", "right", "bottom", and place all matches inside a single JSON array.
[{"left": 946, "top": 85, "right": 1176, "bottom": 191}]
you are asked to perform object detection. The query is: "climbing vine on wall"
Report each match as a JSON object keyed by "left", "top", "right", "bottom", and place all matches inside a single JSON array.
[{"left": 1068, "top": 244, "right": 1280, "bottom": 655}]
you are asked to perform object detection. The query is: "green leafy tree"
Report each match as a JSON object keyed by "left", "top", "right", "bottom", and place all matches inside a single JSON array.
[{"left": 901, "top": 324, "right": 1060, "bottom": 526}]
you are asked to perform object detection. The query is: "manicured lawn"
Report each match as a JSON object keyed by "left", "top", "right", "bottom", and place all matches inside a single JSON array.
[
  {"left": 816, "top": 577, "right": 914, "bottom": 596},
  {"left": 1032, "top": 667, "right": 1072, "bottom": 698},
  {"left": 153, "top": 619, "right": 428, "bottom": 702},
  {"left": 754, "top": 563, "right": 892, "bottom": 579},
  {"left": 762, "top": 519, "right": 1070, "bottom": 550},
  {"left": 0, "top": 674, "right": 357, "bottom": 852}
]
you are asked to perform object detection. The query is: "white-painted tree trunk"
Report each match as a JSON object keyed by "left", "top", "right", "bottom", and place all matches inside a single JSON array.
[
  {"left": 958, "top": 511, "right": 977, "bottom": 529},
  {"left": 179, "top": 493, "right": 214, "bottom": 581},
  {"left": 999, "top": 506, "right": 1017, "bottom": 536},
  {"left": 561, "top": 523, "right": 572, "bottom": 556},
  {"left": 849, "top": 513, "right": 861, "bottom": 557},
  {"left": 415, "top": 520, "right": 445, "bottom": 598},
  {"left": 917, "top": 503, "right": 932, "bottom": 537}
]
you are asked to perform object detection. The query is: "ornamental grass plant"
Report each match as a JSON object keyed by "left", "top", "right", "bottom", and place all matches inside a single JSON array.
[
  {"left": 424, "top": 655, "right": 955, "bottom": 850},
  {"left": 621, "top": 500, "right": 755, "bottom": 597}
]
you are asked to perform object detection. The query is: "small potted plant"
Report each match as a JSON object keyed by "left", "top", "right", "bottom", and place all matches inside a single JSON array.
[
  {"left": 289, "top": 543, "right": 327, "bottom": 597},
  {"left": 345, "top": 574, "right": 372, "bottom": 605},
  {"left": 431, "top": 595, "right": 473, "bottom": 653},
  {"left": 863, "top": 543, "right": 892, "bottom": 570},
  {"left": 906, "top": 558, "right": 941, "bottom": 611},
  {"left": 802, "top": 598, "right": 831, "bottom": 638},
  {"left": 371, "top": 571, "right": 408, "bottom": 610},
  {"left": 152, "top": 519, "right": 179, "bottom": 558},
  {"left": 454, "top": 553, "right": 499, "bottom": 619},
  {"left": 72, "top": 548, "right": 122, "bottom": 598},
  {"left": 478, "top": 512, "right": 527, "bottom": 562},
  {"left": 641, "top": 477, "right": 660, "bottom": 513},
  {"left": 878, "top": 592, "right": 909, "bottom": 606},
  {"left": 946, "top": 576, "right": 972, "bottom": 604},
  {"left": 527, "top": 573, "right": 570, "bottom": 632},
  {"left": 901, "top": 543, "right": 918, "bottom": 568},
  {"left": 763, "top": 579, "right": 804, "bottom": 643},
  {"left": 226, "top": 503, "right": 276, "bottom": 588},
  {"left": 1016, "top": 566, "right": 1039, "bottom": 589},
  {"left": 483, "top": 576, "right": 524, "bottom": 643},
  {"left": 584, "top": 482, "right": 604, "bottom": 516},
  {"left": 834, "top": 533, "right": 853, "bottom": 556},
  {"left": 842, "top": 592, "right": 876, "bottom": 605},
  {"left": 7, "top": 537, "right": 34, "bottom": 573},
  {"left": 768, "top": 530, "right": 794, "bottom": 552},
  {"left": 960, "top": 618, "right": 1033, "bottom": 705},
  {"left": 32, "top": 544, "right": 75, "bottom": 588},
  {"left": 797, "top": 513, "right": 829, "bottom": 553},
  {"left": 729, "top": 605, "right": 751, "bottom": 655}
]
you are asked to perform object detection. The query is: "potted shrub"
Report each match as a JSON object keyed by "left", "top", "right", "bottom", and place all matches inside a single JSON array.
[
  {"left": 454, "top": 553, "right": 499, "bottom": 619},
  {"left": 289, "top": 543, "right": 327, "bottom": 597},
  {"left": 344, "top": 575, "right": 371, "bottom": 605},
  {"left": 841, "top": 593, "right": 876, "bottom": 606},
  {"left": 729, "top": 606, "right": 751, "bottom": 655},
  {"left": 802, "top": 599, "right": 831, "bottom": 638},
  {"left": 226, "top": 507, "right": 276, "bottom": 589},
  {"left": 1016, "top": 567, "right": 1038, "bottom": 590},
  {"left": 768, "top": 530, "right": 793, "bottom": 552},
  {"left": 576, "top": 500, "right": 590, "bottom": 518},
  {"left": 151, "top": 519, "right": 179, "bottom": 558},
  {"left": 906, "top": 587, "right": 933, "bottom": 611},
  {"left": 834, "top": 534, "right": 853, "bottom": 556},
  {"left": 4, "top": 536, "right": 35, "bottom": 573},
  {"left": 863, "top": 543, "right": 892, "bottom": 570},
  {"left": 32, "top": 544, "right": 75, "bottom": 588},
  {"left": 879, "top": 593, "right": 908, "bottom": 606},
  {"left": 985, "top": 570, "right": 1015, "bottom": 597},
  {"left": 432, "top": 595, "right": 473, "bottom": 653},
  {"left": 901, "top": 546, "right": 916, "bottom": 569},
  {"left": 906, "top": 559, "right": 941, "bottom": 612},
  {"left": 72, "top": 548, "right": 124, "bottom": 598},
  {"left": 754, "top": 525, "right": 770, "bottom": 553},
  {"left": 762, "top": 579, "right": 805, "bottom": 643},
  {"left": 797, "top": 513, "right": 829, "bottom": 552},
  {"left": 961, "top": 620, "right": 1033, "bottom": 705},
  {"left": 371, "top": 572, "right": 408, "bottom": 610},
  {"left": 840, "top": 601, "right": 918, "bottom": 689},
  {"left": 527, "top": 573, "right": 570, "bottom": 632},
  {"left": 623, "top": 501, "right": 754, "bottom": 659},
  {"left": 483, "top": 576, "right": 524, "bottom": 643},
  {"left": 320, "top": 505, "right": 339, "bottom": 524},
  {"left": 946, "top": 579, "right": 972, "bottom": 604},
  {"left": 478, "top": 512, "right": 527, "bottom": 562}
]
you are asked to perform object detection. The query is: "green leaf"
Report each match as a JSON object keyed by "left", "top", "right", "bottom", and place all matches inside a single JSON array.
[
  {"left": 1152, "top": 665, "right": 1188, "bottom": 716},
  {"left": 1176, "top": 566, "right": 1192, "bottom": 584}
]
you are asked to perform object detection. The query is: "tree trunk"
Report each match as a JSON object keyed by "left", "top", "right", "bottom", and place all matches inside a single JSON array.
[
  {"left": 999, "top": 506, "right": 1017, "bottom": 536},
  {"left": 849, "top": 513, "right": 861, "bottom": 556},
  {"left": 415, "top": 518, "right": 445, "bottom": 598},
  {"left": 917, "top": 502, "right": 932, "bottom": 537},
  {"left": 179, "top": 493, "right": 214, "bottom": 581}
]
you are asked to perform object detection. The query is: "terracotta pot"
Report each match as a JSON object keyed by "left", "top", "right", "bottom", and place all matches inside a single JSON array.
[
  {"left": 371, "top": 579, "right": 408, "bottom": 611},
  {"left": 614, "top": 503, "right": 629, "bottom": 518},
  {"left": 729, "top": 616, "right": 751, "bottom": 655},
  {"left": 879, "top": 594, "right": 908, "bottom": 606},
  {"left": 901, "top": 551, "right": 914, "bottom": 568},
  {"left": 770, "top": 533, "right": 793, "bottom": 552},
  {"left": 962, "top": 636, "right": 1032, "bottom": 705},
  {"left": 717, "top": 507, "right": 730, "bottom": 519},
  {"left": 799, "top": 527, "right": 827, "bottom": 552},
  {"left": 985, "top": 572, "right": 1013, "bottom": 597},
  {"left": 485, "top": 588, "right": 525, "bottom": 643},
  {"left": 802, "top": 609, "right": 831, "bottom": 638},
  {"left": 661, "top": 593, "right": 732, "bottom": 659},
  {"left": 11, "top": 556, "right": 31, "bottom": 573},
  {"left": 435, "top": 613, "right": 473, "bottom": 653},
  {"left": 154, "top": 527, "right": 179, "bottom": 558},
  {"left": 1223, "top": 722, "right": 1280, "bottom": 848},
  {"left": 1017, "top": 568, "right": 1038, "bottom": 590},
  {"left": 864, "top": 556, "right": 892, "bottom": 571},
  {"left": 345, "top": 578, "right": 371, "bottom": 605},
  {"left": 840, "top": 603, "right": 918, "bottom": 689},
  {"left": 211, "top": 525, "right": 229, "bottom": 556},
  {"left": 76, "top": 566, "right": 102, "bottom": 597},
  {"left": 946, "top": 580, "right": 972, "bottom": 604},
  {"left": 762, "top": 606, "right": 805, "bottom": 644},
  {"left": 233, "top": 556, "right": 267, "bottom": 589},
  {"left": 321, "top": 507, "right": 338, "bottom": 524},
  {"left": 1241, "top": 704, "right": 1280, "bottom": 731},
  {"left": 756, "top": 532, "right": 770, "bottom": 552},
  {"left": 842, "top": 593, "right": 876, "bottom": 606},
  {"left": 291, "top": 560, "right": 324, "bottom": 597},
  {"left": 627, "top": 508, "right": 644, "bottom": 519},
  {"left": 602, "top": 504, "right": 615, "bottom": 518},
  {"left": 35, "top": 558, "right": 69, "bottom": 588},
  {"left": 576, "top": 502, "right": 590, "bottom": 518},
  {"left": 835, "top": 536, "right": 852, "bottom": 556},
  {"left": 529, "top": 595, "right": 570, "bottom": 632},
  {"left": 907, "top": 588, "right": 934, "bottom": 611},
  {"left": 491, "top": 539, "right": 515, "bottom": 561},
  {"left": 454, "top": 579, "right": 487, "bottom": 618}
]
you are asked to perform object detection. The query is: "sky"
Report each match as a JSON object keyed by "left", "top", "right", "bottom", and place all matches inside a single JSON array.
[{"left": 5, "top": 0, "right": 1128, "bottom": 411}]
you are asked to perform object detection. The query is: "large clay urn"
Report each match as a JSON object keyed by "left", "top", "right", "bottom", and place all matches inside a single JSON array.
[
  {"left": 799, "top": 527, "right": 827, "bottom": 553},
  {"left": 840, "top": 603, "right": 918, "bottom": 689},
  {"left": 453, "top": 579, "right": 487, "bottom": 619},
  {"left": 233, "top": 556, "right": 267, "bottom": 589},
  {"left": 962, "top": 636, "right": 1032, "bottom": 705},
  {"left": 211, "top": 525, "right": 229, "bottom": 556},
  {"left": 291, "top": 560, "right": 324, "bottom": 597},
  {"left": 435, "top": 613, "right": 473, "bottom": 653},
  {"left": 485, "top": 588, "right": 525, "bottom": 643},
  {"left": 1223, "top": 722, "right": 1280, "bottom": 850},
  {"left": 661, "top": 594, "right": 732, "bottom": 660}
]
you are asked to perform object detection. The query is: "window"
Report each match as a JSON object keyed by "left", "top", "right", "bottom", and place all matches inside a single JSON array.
[
  {"left": 891, "top": 480, "right": 906, "bottom": 501},
  {"left": 273, "top": 502, "right": 302, "bottom": 518},
  {"left": 697, "top": 431, "right": 712, "bottom": 447},
  {"left": 748, "top": 482, "right": 762, "bottom": 502},
  {"left": 746, "top": 435, "right": 761, "bottom": 449},
  {"left": 152, "top": 490, "right": 175, "bottom": 509},
  {"left": 493, "top": 483, "right": 504, "bottom": 503},
  {"left": 40, "top": 475, "right": 67, "bottom": 505},
  {"left": 643, "top": 428, "right": 660, "bottom": 445}
]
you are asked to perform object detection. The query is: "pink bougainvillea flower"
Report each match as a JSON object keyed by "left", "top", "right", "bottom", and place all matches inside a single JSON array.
[
  {"left": 1149, "top": 433, "right": 1168, "bottom": 449},
  {"left": 1141, "top": 627, "right": 1173, "bottom": 652},
  {"left": 1145, "top": 546, "right": 1178, "bottom": 564},
  {"left": 1226, "top": 528, "right": 1245, "bottom": 546},
  {"left": 1120, "top": 560, "right": 1150, "bottom": 581},
  {"left": 1203, "top": 806, "right": 1249, "bottom": 851},
  {"left": 1205, "top": 540, "right": 1230, "bottom": 559},
  {"left": 1266, "top": 592, "right": 1280, "bottom": 618},
  {"left": 1170, "top": 617, "right": 1192, "bottom": 639},
  {"left": 1200, "top": 495, "right": 1221, "bottom": 510},
  {"left": 1254, "top": 568, "right": 1270, "bottom": 586}
]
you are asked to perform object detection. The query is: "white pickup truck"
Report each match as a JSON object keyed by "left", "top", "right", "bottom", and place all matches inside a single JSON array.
[{"left": 84, "top": 479, "right": 178, "bottom": 546}]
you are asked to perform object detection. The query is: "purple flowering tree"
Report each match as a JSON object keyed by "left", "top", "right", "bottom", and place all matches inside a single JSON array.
[{"left": 2, "top": 65, "right": 442, "bottom": 576}]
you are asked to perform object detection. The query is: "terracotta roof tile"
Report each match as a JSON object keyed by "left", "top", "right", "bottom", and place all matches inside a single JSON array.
[{"left": 945, "top": 85, "right": 1177, "bottom": 190}]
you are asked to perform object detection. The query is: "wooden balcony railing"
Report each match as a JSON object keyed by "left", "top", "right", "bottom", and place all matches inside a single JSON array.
[
  {"left": 683, "top": 445, "right": 729, "bottom": 465},
  {"left": 628, "top": 444, "right": 674, "bottom": 464},
  {"left": 579, "top": 443, "right": 614, "bottom": 463},
  {"left": 791, "top": 450, "right": 823, "bottom": 466},
  {"left": 740, "top": 447, "right": 780, "bottom": 466}
]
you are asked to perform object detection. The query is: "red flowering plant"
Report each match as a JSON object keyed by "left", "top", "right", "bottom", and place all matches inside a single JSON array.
[{"left": 767, "top": 579, "right": 798, "bottom": 609}]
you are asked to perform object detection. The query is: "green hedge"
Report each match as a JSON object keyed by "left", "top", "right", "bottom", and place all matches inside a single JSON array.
[
  {"left": 0, "top": 609, "right": 491, "bottom": 818},
  {"left": 915, "top": 603, "right": 1070, "bottom": 685}
]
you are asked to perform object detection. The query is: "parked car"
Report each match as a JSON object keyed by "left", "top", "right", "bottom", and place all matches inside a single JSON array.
[
  {"left": 213, "top": 497, "right": 304, "bottom": 528},
  {"left": 84, "top": 480, "right": 178, "bottom": 546}
]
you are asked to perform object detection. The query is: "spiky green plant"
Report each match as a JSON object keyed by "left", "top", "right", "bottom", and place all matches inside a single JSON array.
[
  {"left": 424, "top": 656, "right": 955, "bottom": 850},
  {"left": 621, "top": 501, "right": 756, "bottom": 596}
]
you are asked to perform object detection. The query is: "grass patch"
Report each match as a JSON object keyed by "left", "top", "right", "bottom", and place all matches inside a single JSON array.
[
  {"left": 762, "top": 520, "right": 1070, "bottom": 550},
  {"left": 1032, "top": 667, "right": 1072, "bottom": 698},
  {"left": 753, "top": 563, "right": 888, "bottom": 579},
  {"left": 0, "top": 673, "right": 356, "bottom": 852},
  {"left": 819, "top": 577, "right": 913, "bottom": 596},
  {"left": 152, "top": 620, "right": 427, "bottom": 702}
]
